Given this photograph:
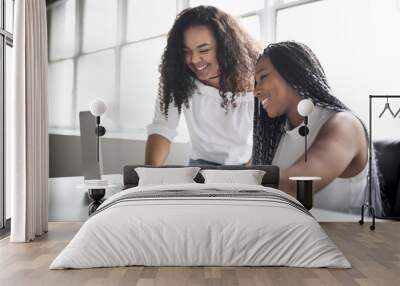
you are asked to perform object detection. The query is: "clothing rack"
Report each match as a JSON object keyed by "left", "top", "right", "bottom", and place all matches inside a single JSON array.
[{"left": 359, "top": 95, "right": 400, "bottom": 230}]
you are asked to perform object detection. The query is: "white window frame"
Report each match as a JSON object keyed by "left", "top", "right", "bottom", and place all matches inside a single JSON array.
[
  {"left": 48, "top": 0, "right": 181, "bottom": 139},
  {"left": 1, "top": 0, "right": 14, "bottom": 230},
  {"left": 266, "top": 0, "right": 325, "bottom": 44}
]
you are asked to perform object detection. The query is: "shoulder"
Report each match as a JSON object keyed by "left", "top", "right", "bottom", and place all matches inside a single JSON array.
[
  {"left": 323, "top": 111, "right": 365, "bottom": 134},
  {"left": 317, "top": 111, "right": 367, "bottom": 147},
  {"left": 194, "top": 79, "right": 219, "bottom": 95}
]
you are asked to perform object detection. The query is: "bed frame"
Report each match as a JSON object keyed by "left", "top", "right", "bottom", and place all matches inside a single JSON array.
[{"left": 123, "top": 165, "right": 280, "bottom": 190}]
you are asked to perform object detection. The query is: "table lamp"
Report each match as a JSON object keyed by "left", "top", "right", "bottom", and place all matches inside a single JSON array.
[
  {"left": 297, "top": 98, "right": 314, "bottom": 162},
  {"left": 89, "top": 98, "right": 107, "bottom": 162},
  {"left": 291, "top": 99, "right": 318, "bottom": 210}
]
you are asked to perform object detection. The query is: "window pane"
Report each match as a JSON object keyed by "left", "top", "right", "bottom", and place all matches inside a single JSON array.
[
  {"left": 276, "top": 0, "right": 400, "bottom": 140},
  {"left": 240, "top": 15, "right": 260, "bottom": 41},
  {"left": 48, "top": 60, "right": 74, "bottom": 129},
  {"left": 76, "top": 49, "right": 116, "bottom": 130},
  {"left": 120, "top": 38, "right": 165, "bottom": 133},
  {"left": 82, "top": 0, "right": 117, "bottom": 53},
  {"left": 126, "top": 0, "right": 176, "bottom": 42},
  {"left": 5, "top": 0, "right": 13, "bottom": 33},
  {"left": 48, "top": 0, "right": 76, "bottom": 61},
  {"left": 190, "top": 0, "right": 264, "bottom": 15},
  {"left": 120, "top": 37, "right": 188, "bottom": 139},
  {"left": 5, "top": 45, "right": 12, "bottom": 219}
]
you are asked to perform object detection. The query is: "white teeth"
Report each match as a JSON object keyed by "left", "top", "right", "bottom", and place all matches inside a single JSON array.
[{"left": 195, "top": 65, "right": 207, "bottom": 71}]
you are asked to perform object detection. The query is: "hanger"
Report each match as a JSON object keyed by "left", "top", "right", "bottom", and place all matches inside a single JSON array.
[
  {"left": 394, "top": 106, "right": 400, "bottom": 118},
  {"left": 378, "top": 97, "right": 395, "bottom": 118}
]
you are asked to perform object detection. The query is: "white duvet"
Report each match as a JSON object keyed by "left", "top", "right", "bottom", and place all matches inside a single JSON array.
[{"left": 50, "top": 183, "right": 351, "bottom": 269}]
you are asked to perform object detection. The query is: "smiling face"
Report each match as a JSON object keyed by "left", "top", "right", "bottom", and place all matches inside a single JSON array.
[
  {"left": 183, "top": 25, "right": 220, "bottom": 87},
  {"left": 254, "top": 57, "right": 299, "bottom": 118}
]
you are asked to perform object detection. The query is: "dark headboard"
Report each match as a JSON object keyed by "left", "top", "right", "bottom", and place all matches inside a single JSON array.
[{"left": 123, "top": 165, "right": 280, "bottom": 189}]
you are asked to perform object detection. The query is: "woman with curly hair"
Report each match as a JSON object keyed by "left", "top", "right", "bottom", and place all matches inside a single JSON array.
[
  {"left": 145, "top": 6, "right": 260, "bottom": 166},
  {"left": 253, "top": 41, "right": 384, "bottom": 215}
]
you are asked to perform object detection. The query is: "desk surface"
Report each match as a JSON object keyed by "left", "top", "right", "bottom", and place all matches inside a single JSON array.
[
  {"left": 289, "top": 176, "right": 322, "bottom": 181},
  {"left": 49, "top": 174, "right": 123, "bottom": 222}
]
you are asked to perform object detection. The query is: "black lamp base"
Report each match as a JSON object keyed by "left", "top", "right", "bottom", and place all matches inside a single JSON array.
[
  {"left": 88, "top": 188, "right": 106, "bottom": 215},
  {"left": 296, "top": 180, "right": 313, "bottom": 210}
]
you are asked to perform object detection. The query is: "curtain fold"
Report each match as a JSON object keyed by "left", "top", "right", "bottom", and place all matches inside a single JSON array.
[{"left": 8, "top": 0, "right": 48, "bottom": 242}]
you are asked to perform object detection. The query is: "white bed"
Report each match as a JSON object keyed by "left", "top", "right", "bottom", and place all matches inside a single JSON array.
[{"left": 50, "top": 183, "right": 350, "bottom": 269}]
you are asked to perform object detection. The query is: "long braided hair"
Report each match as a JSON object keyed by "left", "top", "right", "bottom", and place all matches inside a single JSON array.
[
  {"left": 252, "top": 41, "right": 384, "bottom": 215},
  {"left": 159, "top": 5, "right": 260, "bottom": 117}
]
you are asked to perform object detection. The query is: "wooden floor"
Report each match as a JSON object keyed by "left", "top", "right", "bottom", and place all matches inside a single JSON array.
[{"left": 0, "top": 222, "right": 399, "bottom": 286}]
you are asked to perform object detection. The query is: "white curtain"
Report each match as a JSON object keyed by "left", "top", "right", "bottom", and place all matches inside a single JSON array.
[{"left": 8, "top": 0, "right": 49, "bottom": 242}]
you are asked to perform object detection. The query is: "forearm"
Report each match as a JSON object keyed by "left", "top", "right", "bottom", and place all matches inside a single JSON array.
[
  {"left": 145, "top": 134, "right": 171, "bottom": 166},
  {"left": 279, "top": 172, "right": 297, "bottom": 198},
  {"left": 279, "top": 156, "right": 328, "bottom": 197}
]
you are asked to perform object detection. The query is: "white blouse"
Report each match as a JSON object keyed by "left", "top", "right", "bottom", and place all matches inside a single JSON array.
[{"left": 147, "top": 80, "right": 254, "bottom": 164}]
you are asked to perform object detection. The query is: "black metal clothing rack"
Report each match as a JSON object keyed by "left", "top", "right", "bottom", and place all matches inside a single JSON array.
[{"left": 359, "top": 95, "right": 400, "bottom": 230}]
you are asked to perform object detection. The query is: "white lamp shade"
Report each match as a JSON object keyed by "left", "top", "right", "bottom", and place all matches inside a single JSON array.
[
  {"left": 89, "top": 98, "right": 107, "bottom": 117},
  {"left": 297, "top": 99, "right": 314, "bottom": 117}
]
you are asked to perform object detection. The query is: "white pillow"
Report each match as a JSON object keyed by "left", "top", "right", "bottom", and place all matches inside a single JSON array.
[
  {"left": 200, "top": 169, "right": 266, "bottom": 185},
  {"left": 135, "top": 167, "right": 200, "bottom": 186}
]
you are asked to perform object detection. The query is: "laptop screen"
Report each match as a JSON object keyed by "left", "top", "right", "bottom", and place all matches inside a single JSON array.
[{"left": 79, "top": 111, "right": 101, "bottom": 180}]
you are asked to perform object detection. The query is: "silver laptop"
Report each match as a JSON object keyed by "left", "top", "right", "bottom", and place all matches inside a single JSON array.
[{"left": 79, "top": 111, "right": 101, "bottom": 180}]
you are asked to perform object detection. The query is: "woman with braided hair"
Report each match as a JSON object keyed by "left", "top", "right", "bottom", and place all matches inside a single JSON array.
[
  {"left": 145, "top": 6, "right": 260, "bottom": 166},
  {"left": 253, "top": 41, "right": 383, "bottom": 215}
]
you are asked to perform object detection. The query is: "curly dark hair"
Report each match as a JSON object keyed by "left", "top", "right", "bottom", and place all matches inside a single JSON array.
[
  {"left": 252, "top": 41, "right": 385, "bottom": 216},
  {"left": 159, "top": 5, "right": 260, "bottom": 117}
]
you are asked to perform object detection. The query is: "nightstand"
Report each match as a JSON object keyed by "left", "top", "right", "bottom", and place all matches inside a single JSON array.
[{"left": 289, "top": 176, "right": 321, "bottom": 210}]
